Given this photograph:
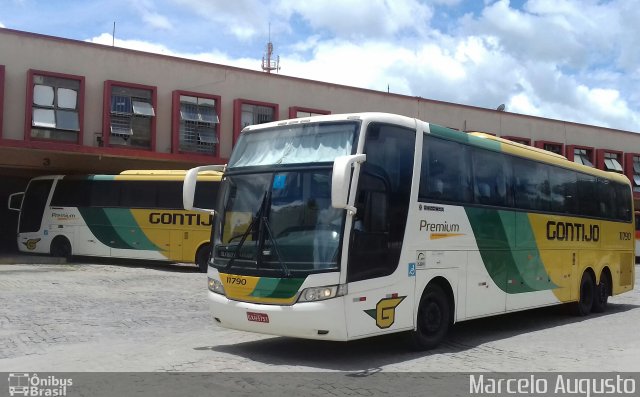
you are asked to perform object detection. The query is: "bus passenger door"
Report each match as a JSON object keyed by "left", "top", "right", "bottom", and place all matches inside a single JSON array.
[{"left": 344, "top": 122, "right": 416, "bottom": 338}]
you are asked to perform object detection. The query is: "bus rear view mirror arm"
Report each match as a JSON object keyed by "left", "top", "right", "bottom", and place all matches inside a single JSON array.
[
  {"left": 331, "top": 154, "right": 366, "bottom": 214},
  {"left": 183, "top": 164, "right": 225, "bottom": 213}
]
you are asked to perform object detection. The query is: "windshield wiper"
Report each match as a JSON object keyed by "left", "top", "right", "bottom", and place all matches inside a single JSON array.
[
  {"left": 259, "top": 210, "right": 290, "bottom": 277},
  {"left": 225, "top": 191, "right": 266, "bottom": 271},
  {"left": 224, "top": 185, "right": 291, "bottom": 277},
  {"left": 254, "top": 187, "right": 289, "bottom": 277}
]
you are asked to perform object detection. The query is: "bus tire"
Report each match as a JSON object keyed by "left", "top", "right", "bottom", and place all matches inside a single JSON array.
[
  {"left": 410, "top": 283, "right": 451, "bottom": 350},
  {"left": 592, "top": 270, "right": 610, "bottom": 313},
  {"left": 50, "top": 236, "right": 72, "bottom": 260},
  {"left": 574, "top": 271, "right": 595, "bottom": 316},
  {"left": 196, "top": 244, "right": 211, "bottom": 273}
]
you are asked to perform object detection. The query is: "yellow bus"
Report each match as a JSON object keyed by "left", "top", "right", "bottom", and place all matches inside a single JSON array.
[
  {"left": 8, "top": 170, "right": 221, "bottom": 272},
  {"left": 184, "top": 113, "right": 635, "bottom": 348}
]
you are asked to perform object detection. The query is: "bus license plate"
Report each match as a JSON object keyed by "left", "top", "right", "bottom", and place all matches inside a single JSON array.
[{"left": 247, "top": 312, "right": 269, "bottom": 323}]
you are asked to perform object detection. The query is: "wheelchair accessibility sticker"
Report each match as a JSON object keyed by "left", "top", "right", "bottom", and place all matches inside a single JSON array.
[{"left": 408, "top": 263, "right": 416, "bottom": 277}]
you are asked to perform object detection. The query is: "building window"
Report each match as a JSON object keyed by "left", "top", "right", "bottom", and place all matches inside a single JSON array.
[
  {"left": 288, "top": 106, "right": 330, "bottom": 119},
  {"left": 27, "top": 70, "right": 84, "bottom": 143},
  {"left": 233, "top": 99, "right": 278, "bottom": 145},
  {"left": 534, "top": 140, "right": 564, "bottom": 156},
  {"left": 566, "top": 145, "right": 594, "bottom": 167},
  {"left": 242, "top": 103, "right": 274, "bottom": 126},
  {"left": 502, "top": 136, "right": 531, "bottom": 146},
  {"left": 626, "top": 154, "right": 640, "bottom": 193},
  {"left": 596, "top": 149, "right": 623, "bottom": 173},
  {"left": 172, "top": 91, "right": 220, "bottom": 156},
  {"left": 574, "top": 149, "right": 594, "bottom": 166},
  {"left": 104, "top": 81, "right": 156, "bottom": 149}
]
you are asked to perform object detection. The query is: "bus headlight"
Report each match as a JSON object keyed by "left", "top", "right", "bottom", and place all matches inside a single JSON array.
[
  {"left": 208, "top": 277, "right": 225, "bottom": 295},
  {"left": 298, "top": 284, "right": 347, "bottom": 302}
]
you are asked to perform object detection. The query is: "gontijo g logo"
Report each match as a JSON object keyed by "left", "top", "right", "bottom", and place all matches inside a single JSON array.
[
  {"left": 8, "top": 373, "right": 72, "bottom": 396},
  {"left": 364, "top": 295, "right": 406, "bottom": 329}
]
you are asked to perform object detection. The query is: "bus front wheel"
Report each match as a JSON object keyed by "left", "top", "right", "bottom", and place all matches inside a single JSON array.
[
  {"left": 574, "top": 271, "right": 595, "bottom": 316},
  {"left": 410, "top": 283, "right": 451, "bottom": 350},
  {"left": 196, "top": 244, "right": 211, "bottom": 273},
  {"left": 50, "top": 236, "right": 72, "bottom": 260}
]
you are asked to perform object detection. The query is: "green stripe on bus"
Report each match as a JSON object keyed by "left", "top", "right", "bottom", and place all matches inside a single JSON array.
[
  {"left": 250, "top": 277, "right": 305, "bottom": 299},
  {"left": 465, "top": 207, "right": 555, "bottom": 293},
  {"left": 512, "top": 212, "right": 558, "bottom": 291},
  {"left": 78, "top": 208, "right": 134, "bottom": 249},
  {"left": 102, "top": 208, "right": 161, "bottom": 251}
]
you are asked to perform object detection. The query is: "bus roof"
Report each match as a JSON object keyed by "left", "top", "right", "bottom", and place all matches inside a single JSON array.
[
  {"left": 119, "top": 169, "right": 222, "bottom": 176},
  {"left": 115, "top": 170, "right": 222, "bottom": 181},
  {"left": 240, "top": 112, "right": 631, "bottom": 186},
  {"left": 467, "top": 132, "right": 567, "bottom": 160},
  {"left": 27, "top": 170, "right": 223, "bottom": 183},
  {"left": 462, "top": 131, "right": 631, "bottom": 185}
]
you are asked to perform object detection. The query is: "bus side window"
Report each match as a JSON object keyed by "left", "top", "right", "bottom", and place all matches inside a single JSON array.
[
  {"left": 419, "top": 135, "right": 471, "bottom": 203},
  {"left": 471, "top": 147, "right": 512, "bottom": 207}
]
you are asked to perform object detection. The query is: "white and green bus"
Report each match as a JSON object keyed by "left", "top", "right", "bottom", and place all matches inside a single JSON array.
[
  {"left": 184, "top": 112, "right": 635, "bottom": 349},
  {"left": 9, "top": 170, "right": 221, "bottom": 272}
]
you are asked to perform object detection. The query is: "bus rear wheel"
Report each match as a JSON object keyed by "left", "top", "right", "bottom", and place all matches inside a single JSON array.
[
  {"left": 574, "top": 271, "right": 595, "bottom": 316},
  {"left": 410, "top": 284, "right": 451, "bottom": 350},
  {"left": 196, "top": 244, "right": 211, "bottom": 273},
  {"left": 50, "top": 236, "right": 72, "bottom": 260},
  {"left": 592, "top": 271, "right": 610, "bottom": 313}
]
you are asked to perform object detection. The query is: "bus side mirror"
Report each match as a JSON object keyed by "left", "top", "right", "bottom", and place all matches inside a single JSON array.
[
  {"left": 331, "top": 154, "right": 366, "bottom": 213},
  {"left": 183, "top": 165, "right": 225, "bottom": 213},
  {"left": 7, "top": 192, "right": 24, "bottom": 211}
]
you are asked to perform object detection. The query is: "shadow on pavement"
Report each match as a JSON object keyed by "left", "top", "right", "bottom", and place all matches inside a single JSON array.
[
  {"left": 198, "top": 302, "right": 638, "bottom": 372},
  {"left": 0, "top": 253, "right": 201, "bottom": 273}
]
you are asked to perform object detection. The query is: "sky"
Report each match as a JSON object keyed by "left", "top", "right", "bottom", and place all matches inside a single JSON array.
[{"left": 1, "top": 0, "right": 639, "bottom": 132}]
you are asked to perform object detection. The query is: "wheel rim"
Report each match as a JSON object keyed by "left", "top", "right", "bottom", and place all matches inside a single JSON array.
[{"left": 421, "top": 299, "right": 442, "bottom": 334}]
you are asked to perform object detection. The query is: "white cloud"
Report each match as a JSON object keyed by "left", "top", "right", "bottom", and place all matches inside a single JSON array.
[
  {"left": 171, "top": 0, "right": 273, "bottom": 41},
  {"left": 85, "top": 33, "right": 260, "bottom": 70},
  {"left": 82, "top": 0, "right": 640, "bottom": 132},
  {"left": 278, "top": 0, "right": 433, "bottom": 38},
  {"left": 135, "top": 0, "right": 173, "bottom": 30},
  {"left": 142, "top": 13, "right": 173, "bottom": 30},
  {"left": 0, "top": 21, "right": 5, "bottom": 28}
]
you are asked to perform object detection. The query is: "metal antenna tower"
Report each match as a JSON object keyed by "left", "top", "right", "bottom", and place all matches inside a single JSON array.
[{"left": 261, "top": 24, "right": 280, "bottom": 73}]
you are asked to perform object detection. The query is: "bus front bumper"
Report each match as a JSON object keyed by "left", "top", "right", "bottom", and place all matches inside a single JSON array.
[{"left": 207, "top": 291, "right": 348, "bottom": 341}]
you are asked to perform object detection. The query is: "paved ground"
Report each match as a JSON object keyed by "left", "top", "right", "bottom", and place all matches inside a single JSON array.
[{"left": 0, "top": 258, "right": 639, "bottom": 373}]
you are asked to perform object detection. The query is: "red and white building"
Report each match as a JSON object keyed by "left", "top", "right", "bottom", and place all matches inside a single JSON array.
[{"left": 1, "top": 28, "right": 639, "bottom": 253}]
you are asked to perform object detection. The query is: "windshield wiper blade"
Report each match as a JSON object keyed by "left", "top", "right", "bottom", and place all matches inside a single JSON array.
[
  {"left": 260, "top": 214, "right": 290, "bottom": 277},
  {"left": 225, "top": 192, "right": 266, "bottom": 271}
]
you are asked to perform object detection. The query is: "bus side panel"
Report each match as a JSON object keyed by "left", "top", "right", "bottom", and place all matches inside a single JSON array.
[
  {"left": 50, "top": 207, "right": 109, "bottom": 257},
  {"left": 528, "top": 214, "right": 634, "bottom": 301},
  {"left": 344, "top": 264, "right": 416, "bottom": 339},
  {"left": 129, "top": 209, "right": 212, "bottom": 263},
  {"left": 98, "top": 208, "right": 166, "bottom": 260}
]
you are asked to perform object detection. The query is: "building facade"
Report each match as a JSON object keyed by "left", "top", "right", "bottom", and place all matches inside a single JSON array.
[{"left": 1, "top": 28, "right": 639, "bottom": 253}]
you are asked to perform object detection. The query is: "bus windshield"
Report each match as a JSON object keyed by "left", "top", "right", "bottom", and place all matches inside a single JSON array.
[{"left": 213, "top": 121, "right": 359, "bottom": 277}]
